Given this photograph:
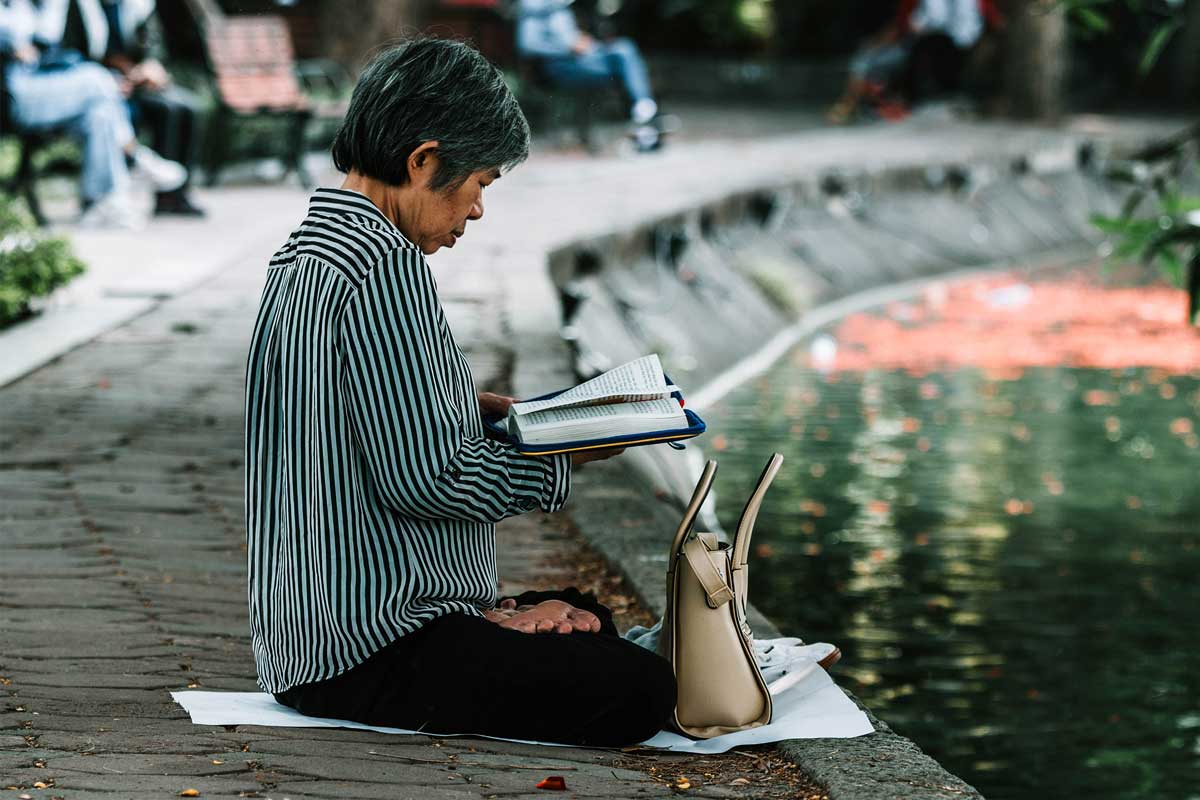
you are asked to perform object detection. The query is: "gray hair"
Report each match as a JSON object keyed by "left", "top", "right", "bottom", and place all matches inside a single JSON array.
[{"left": 331, "top": 38, "right": 531, "bottom": 191}]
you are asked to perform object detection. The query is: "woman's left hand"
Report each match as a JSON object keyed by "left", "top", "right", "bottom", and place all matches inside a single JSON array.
[{"left": 478, "top": 392, "right": 515, "bottom": 418}]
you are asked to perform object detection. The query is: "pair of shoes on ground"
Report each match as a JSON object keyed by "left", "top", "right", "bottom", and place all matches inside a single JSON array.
[
  {"left": 80, "top": 146, "right": 203, "bottom": 229},
  {"left": 755, "top": 637, "right": 841, "bottom": 685}
]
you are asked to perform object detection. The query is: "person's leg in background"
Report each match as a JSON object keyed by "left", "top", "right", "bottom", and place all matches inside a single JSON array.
[
  {"left": 540, "top": 46, "right": 663, "bottom": 151},
  {"left": 595, "top": 37, "right": 657, "bottom": 124},
  {"left": 8, "top": 62, "right": 135, "bottom": 225},
  {"left": 7, "top": 61, "right": 186, "bottom": 228},
  {"left": 134, "top": 85, "right": 206, "bottom": 216}
]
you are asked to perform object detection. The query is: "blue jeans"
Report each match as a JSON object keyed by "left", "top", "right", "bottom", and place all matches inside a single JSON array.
[
  {"left": 7, "top": 61, "right": 133, "bottom": 203},
  {"left": 540, "top": 37, "right": 654, "bottom": 116}
]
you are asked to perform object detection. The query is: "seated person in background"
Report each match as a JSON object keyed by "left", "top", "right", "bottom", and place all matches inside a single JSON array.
[
  {"left": 1, "top": 0, "right": 185, "bottom": 229},
  {"left": 39, "top": 0, "right": 205, "bottom": 216},
  {"left": 827, "top": 0, "right": 983, "bottom": 124},
  {"left": 516, "top": 0, "right": 663, "bottom": 151}
]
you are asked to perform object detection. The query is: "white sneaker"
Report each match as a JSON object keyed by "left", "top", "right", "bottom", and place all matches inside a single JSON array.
[
  {"left": 78, "top": 191, "right": 145, "bottom": 231},
  {"left": 755, "top": 639, "right": 841, "bottom": 684},
  {"left": 131, "top": 145, "right": 187, "bottom": 192},
  {"left": 632, "top": 98, "right": 658, "bottom": 125}
]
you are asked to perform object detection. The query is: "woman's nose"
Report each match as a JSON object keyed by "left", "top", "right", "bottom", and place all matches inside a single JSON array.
[{"left": 468, "top": 196, "right": 484, "bottom": 221}]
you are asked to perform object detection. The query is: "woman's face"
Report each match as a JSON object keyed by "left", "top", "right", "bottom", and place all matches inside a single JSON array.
[{"left": 399, "top": 149, "right": 499, "bottom": 255}]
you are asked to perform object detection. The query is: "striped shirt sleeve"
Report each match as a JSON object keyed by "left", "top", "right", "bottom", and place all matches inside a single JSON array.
[{"left": 339, "top": 248, "right": 570, "bottom": 523}]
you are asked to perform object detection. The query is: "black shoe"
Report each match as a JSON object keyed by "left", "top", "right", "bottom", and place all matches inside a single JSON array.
[{"left": 154, "top": 190, "right": 207, "bottom": 218}]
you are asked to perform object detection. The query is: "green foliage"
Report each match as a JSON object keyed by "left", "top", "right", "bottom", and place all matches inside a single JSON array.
[
  {"left": 0, "top": 195, "right": 86, "bottom": 328},
  {"left": 1059, "top": 0, "right": 1181, "bottom": 70},
  {"left": 1092, "top": 204, "right": 1198, "bottom": 286}
]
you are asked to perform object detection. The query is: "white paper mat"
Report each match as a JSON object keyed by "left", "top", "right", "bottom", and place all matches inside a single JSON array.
[{"left": 171, "top": 663, "right": 873, "bottom": 753}]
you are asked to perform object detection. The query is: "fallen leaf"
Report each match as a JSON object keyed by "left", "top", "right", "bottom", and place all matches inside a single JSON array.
[
  {"left": 675, "top": 777, "right": 692, "bottom": 790},
  {"left": 730, "top": 777, "right": 751, "bottom": 785},
  {"left": 210, "top": 760, "right": 224, "bottom": 765},
  {"left": 33, "top": 783, "right": 48, "bottom": 789},
  {"left": 535, "top": 775, "right": 567, "bottom": 791},
  {"left": 179, "top": 791, "right": 201, "bottom": 798}
]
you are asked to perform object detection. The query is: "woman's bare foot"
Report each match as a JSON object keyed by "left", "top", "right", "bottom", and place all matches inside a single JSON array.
[{"left": 486, "top": 599, "right": 601, "bottom": 634}]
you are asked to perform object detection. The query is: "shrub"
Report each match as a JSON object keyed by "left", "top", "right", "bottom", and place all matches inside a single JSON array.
[{"left": 0, "top": 195, "right": 86, "bottom": 328}]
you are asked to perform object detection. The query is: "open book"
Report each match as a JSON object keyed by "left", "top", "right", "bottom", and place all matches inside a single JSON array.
[{"left": 505, "top": 354, "right": 694, "bottom": 448}]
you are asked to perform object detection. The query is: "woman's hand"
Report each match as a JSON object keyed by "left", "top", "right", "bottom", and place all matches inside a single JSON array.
[
  {"left": 478, "top": 392, "right": 514, "bottom": 418},
  {"left": 571, "top": 447, "right": 625, "bottom": 467},
  {"left": 484, "top": 599, "right": 601, "bottom": 634}
]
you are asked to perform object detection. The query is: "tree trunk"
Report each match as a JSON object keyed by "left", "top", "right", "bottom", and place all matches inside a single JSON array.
[{"left": 1002, "top": 0, "right": 1068, "bottom": 121}]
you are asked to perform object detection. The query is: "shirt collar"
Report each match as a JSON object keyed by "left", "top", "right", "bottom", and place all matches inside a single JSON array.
[{"left": 308, "top": 188, "right": 417, "bottom": 248}]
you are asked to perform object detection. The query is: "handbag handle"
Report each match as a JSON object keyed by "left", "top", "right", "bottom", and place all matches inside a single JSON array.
[
  {"left": 670, "top": 459, "right": 718, "bottom": 559},
  {"left": 682, "top": 535, "right": 734, "bottom": 609},
  {"left": 731, "top": 453, "right": 784, "bottom": 569}
]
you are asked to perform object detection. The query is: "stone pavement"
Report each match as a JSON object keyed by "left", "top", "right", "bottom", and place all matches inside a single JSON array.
[{"left": 1, "top": 111, "right": 1187, "bottom": 799}]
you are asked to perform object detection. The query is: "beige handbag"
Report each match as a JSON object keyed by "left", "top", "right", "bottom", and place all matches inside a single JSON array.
[{"left": 658, "top": 453, "right": 784, "bottom": 738}]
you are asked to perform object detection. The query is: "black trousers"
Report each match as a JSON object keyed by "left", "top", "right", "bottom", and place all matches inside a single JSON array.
[
  {"left": 132, "top": 85, "right": 201, "bottom": 178},
  {"left": 274, "top": 588, "right": 676, "bottom": 747}
]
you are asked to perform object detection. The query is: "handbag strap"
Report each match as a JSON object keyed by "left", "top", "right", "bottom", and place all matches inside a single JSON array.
[
  {"left": 731, "top": 453, "right": 784, "bottom": 569},
  {"left": 669, "top": 459, "right": 718, "bottom": 560},
  {"left": 682, "top": 535, "right": 734, "bottom": 609}
]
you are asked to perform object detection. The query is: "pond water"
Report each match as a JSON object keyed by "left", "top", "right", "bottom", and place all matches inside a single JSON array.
[{"left": 703, "top": 285, "right": 1200, "bottom": 799}]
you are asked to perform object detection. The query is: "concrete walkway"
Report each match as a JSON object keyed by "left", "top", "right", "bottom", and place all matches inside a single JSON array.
[{"left": 0, "top": 112, "right": 1186, "bottom": 798}]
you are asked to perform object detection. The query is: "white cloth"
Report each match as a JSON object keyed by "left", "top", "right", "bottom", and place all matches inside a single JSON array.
[
  {"left": 171, "top": 660, "right": 873, "bottom": 754},
  {"left": 911, "top": 0, "right": 983, "bottom": 48}
]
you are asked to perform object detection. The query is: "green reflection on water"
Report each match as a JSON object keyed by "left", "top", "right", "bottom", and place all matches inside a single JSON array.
[{"left": 706, "top": 362, "right": 1200, "bottom": 800}]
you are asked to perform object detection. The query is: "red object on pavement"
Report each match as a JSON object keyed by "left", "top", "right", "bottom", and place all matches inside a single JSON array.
[{"left": 536, "top": 776, "right": 568, "bottom": 791}]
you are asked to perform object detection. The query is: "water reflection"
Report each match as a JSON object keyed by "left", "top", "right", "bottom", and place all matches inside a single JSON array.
[{"left": 707, "top": 361, "right": 1200, "bottom": 800}]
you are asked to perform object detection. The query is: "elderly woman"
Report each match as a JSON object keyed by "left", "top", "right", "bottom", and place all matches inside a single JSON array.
[{"left": 245, "top": 38, "right": 676, "bottom": 746}]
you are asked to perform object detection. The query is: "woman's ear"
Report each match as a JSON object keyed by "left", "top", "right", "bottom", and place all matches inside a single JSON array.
[{"left": 407, "top": 141, "right": 441, "bottom": 188}]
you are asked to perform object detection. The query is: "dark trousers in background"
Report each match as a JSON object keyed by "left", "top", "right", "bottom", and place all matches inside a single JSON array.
[
  {"left": 132, "top": 84, "right": 201, "bottom": 184},
  {"left": 274, "top": 588, "right": 677, "bottom": 747}
]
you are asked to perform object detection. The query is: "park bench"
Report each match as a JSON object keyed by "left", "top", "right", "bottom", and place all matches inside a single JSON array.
[
  {"left": 0, "top": 53, "right": 74, "bottom": 226},
  {"left": 185, "top": 0, "right": 347, "bottom": 187}
]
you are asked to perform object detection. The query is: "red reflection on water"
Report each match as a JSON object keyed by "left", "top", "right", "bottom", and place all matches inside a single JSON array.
[{"left": 822, "top": 271, "right": 1200, "bottom": 374}]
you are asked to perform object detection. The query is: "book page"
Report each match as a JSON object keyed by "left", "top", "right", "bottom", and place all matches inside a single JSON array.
[
  {"left": 511, "top": 397, "right": 688, "bottom": 445},
  {"left": 518, "top": 397, "right": 683, "bottom": 431},
  {"left": 510, "top": 354, "right": 669, "bottom": 416}
]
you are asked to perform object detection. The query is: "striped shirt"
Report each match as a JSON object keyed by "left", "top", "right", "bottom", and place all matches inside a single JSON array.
[{"left": 244, "top": 188, "right": 571, "bottom": 694}]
